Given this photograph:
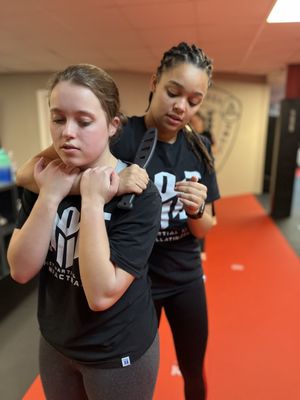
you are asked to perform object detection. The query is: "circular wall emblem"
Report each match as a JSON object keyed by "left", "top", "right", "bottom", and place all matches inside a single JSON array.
[{"left": 201, "top": 85, "right": 243, "bottom": 172}]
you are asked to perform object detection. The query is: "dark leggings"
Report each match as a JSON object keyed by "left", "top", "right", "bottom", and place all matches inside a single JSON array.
[
  {"left": 154, "top": 278, "right": 208, "bottom": 400},
  {"left": 39, "top": 333, "right": 159, "bottom": 400}
]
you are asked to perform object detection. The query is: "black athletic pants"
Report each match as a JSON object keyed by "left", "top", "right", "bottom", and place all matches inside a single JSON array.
[{"left": 154, "top": 277, "right": 208, "bottom": 400}]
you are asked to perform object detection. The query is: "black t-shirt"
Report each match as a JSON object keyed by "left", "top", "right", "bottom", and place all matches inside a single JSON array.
[
  {"left": 111, "top": 116, "right": 220, "bottom": 298},
  {"left": 16, "top": 161, "right": 161, "bottom": 367}
]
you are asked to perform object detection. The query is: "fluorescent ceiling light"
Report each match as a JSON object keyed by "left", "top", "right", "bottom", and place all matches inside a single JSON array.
[{"left": 267, "top": 0, "right": 300, "bottom": 23}]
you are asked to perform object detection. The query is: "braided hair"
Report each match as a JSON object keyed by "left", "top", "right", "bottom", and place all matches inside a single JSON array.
[{"left": 147, "top": 42, "right": 214, "bottom": 172}]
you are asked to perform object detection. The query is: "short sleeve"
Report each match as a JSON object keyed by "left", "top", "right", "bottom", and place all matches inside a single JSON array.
[{"left": 108, "top": 182, "right": 161, "bottom": 278}]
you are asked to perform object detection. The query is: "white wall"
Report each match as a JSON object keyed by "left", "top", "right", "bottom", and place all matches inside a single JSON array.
[
  {"left": 0, "top": 73, "right": 52, "bottom": 167},
  {"left": 110, "top": 71, "right": 149, "bottom": 116}
]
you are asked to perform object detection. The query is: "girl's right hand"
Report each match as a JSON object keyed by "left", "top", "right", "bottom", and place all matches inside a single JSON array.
[{"left": 34, "top": 157, "right": 80, "bottom": 203}]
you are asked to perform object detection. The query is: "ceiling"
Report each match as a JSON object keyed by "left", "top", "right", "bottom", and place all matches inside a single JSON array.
[{"left": 1, "top": 0, "right": 300, "bottom": 85}]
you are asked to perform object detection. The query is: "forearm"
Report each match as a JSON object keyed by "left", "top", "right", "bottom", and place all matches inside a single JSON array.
[
  {"left": 187, "top": 203, "right": 215, "bottom": 238},
  {"left": 16, "top": 157, "right": 40, "bottom": 192},
  {"left": 7, "top": 195, "right": 59, "bottom": 283},
  {"left": 79, "top": 203, "right": 132, "bottom": 311}
]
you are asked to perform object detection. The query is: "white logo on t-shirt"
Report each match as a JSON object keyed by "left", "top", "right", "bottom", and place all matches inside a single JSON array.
[
  {"left": 154, "top": 170, "right": 201, "bottom": 229},
  {"left": 50, "top": 206, "right": 112, "bottom": 268}
]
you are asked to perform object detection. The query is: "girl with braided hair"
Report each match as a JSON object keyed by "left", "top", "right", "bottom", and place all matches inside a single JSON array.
[
  {"left": 114, "top": 42, "right": 220, "bottom": 400},
  {"left": 16, "top": 42, "right": 220, "bottom": 399}
]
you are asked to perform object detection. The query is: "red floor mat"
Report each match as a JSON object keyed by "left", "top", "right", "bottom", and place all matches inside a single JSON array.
[{"left": 23, "top": 194, "right": 300, "bottom": 400}]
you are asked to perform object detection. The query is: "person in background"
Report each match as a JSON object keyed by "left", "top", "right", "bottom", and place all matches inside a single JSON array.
[
  {"left": 8, "top": 64, "right": 161, "bottom": 400},
  {"left": 189, "top": 111, "right": 218, "bottom": 261},
  {"left": 16, "top": 42, "right": 220, "bottom": 400},
  {"left": 189, "top": 110, "right": 217, "bottom": 155}
]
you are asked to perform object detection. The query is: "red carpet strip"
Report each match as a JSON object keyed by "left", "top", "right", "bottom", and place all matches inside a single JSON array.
[{"left": 23, "top": 194, "right": 300, "bottom": 400}]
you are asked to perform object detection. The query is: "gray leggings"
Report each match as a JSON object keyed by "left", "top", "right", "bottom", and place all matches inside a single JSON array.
[{"left": 39, "top": 334, "right": 159, "bottom": 400}]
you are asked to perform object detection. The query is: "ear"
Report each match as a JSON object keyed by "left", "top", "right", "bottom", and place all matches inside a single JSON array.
[
  {"left": 108, "top": 116, "right": 121, "bottom": 138},
  {"left": 150, "top": 74, "right": 158, "bottom": 92}
]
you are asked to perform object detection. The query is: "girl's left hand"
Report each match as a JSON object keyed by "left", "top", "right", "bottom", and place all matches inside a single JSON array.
[
  {"left": 175, "top": 176, "right": 207, "bottom": 215},
  {"left": 80, "top": 166, "right": 119, "bottom": 205}
]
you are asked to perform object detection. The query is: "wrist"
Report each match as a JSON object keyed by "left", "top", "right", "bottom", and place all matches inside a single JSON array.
[
  {"left": 81, "top": 198, "right": 105, "bottom": 211},
  {"left": 186, "top": 202, "right": 206, "bottom": 219},
  {"left": 38, "top": 190, "right": 61, "bottom": 208}
]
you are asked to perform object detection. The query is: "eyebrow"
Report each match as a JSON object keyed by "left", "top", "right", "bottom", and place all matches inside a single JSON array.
[
  {"left": 167, "top": 80, "right": 204, "bottom": 97},
  {"left": 50, "top": 107, "right": 95, "bottom": 117}
]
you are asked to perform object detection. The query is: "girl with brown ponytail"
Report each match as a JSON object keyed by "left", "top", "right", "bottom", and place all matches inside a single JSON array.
[{"left": 16, "top": 42, "right": 220, "bottom": 400}]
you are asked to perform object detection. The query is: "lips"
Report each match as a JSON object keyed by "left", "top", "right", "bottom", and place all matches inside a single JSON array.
[
  {"left": 166, "top": 113, "right": 183, "bottom": 127},
  {"left": 167, "top": 113, "right": 182, "bottom": 122},
  {"left": 61, "top": 143, "right": 79, "bottom": 150}
]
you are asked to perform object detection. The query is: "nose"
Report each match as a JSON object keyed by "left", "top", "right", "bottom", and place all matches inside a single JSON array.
[
  {"left": 173, "top": 98, "right": 186, "bottom": 114},
  {"left": 62, "top": 120, "right": 77, "bottom": 139}
]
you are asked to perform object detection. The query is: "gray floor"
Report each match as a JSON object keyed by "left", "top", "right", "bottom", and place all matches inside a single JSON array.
[
  {"left": 276, "top": 176, "right": 300, "bottom": 256},
  {"left": 0, "top": 175, "right": 299, "bottom": 400},
  {"left": 0, "top": 277, "right": 39, "bottom": 400}
]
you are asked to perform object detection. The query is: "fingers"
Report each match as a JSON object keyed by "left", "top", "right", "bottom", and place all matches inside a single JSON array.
[
  {"left": 117, "top": 163, "right": 149, "bottom": 195},
  {"left": 80, "top": 167, "right": 119, "bottom": 204},
  {"left": 42, "top": 159, "right": 79, "bottom": 177},
  {"left": 135, "top": 178, "right": 148, "bottom": 191},
  {"left": 127, "top": 164, "right": 149, "bottom": 184},
  {"left": 60, "top": 163, "right": 80, "bottom": 175},
  {"left": 177, "top": 193, "right": 206, "bottom": 209},
  {"left": 175, "top": 181, "right": 207, "bottom": 198},
  {"left": 82, "top": 166, "right": 116, "bottom": 186},
  {"left": 34, "top": 157, "right": 45, "bottom": 174},
  {"left": 110, "top": 170, "right": 120, "bottom": 192},
  {"left": 189, "top": 175, "right": 199, "bottom": 183},
  {"left": 131, "top": 165, "right": 149, "bottom": 191},
  {"left": 34, "top": 157, "right": 60, "bottom": 176},
  {"left": 175, "top": 178, "right": 207, "bottom": 212}
]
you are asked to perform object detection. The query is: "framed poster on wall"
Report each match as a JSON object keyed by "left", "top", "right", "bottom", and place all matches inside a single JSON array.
[{"left": 36, "top": 89, "right": 51, "bottom": 150}]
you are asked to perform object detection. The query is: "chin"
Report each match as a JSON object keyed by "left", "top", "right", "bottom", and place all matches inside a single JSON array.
[{"left": 59, "top": 156, "right": 78, "bottom": 168}]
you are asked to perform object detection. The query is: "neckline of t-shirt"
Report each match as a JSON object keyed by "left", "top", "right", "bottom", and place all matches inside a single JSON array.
[
  {"left": 138, "top": 115, "right": 184, "bottom": 147},
  {"left": 157, "top": 130, "right": 184, "bottom": 147}
]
